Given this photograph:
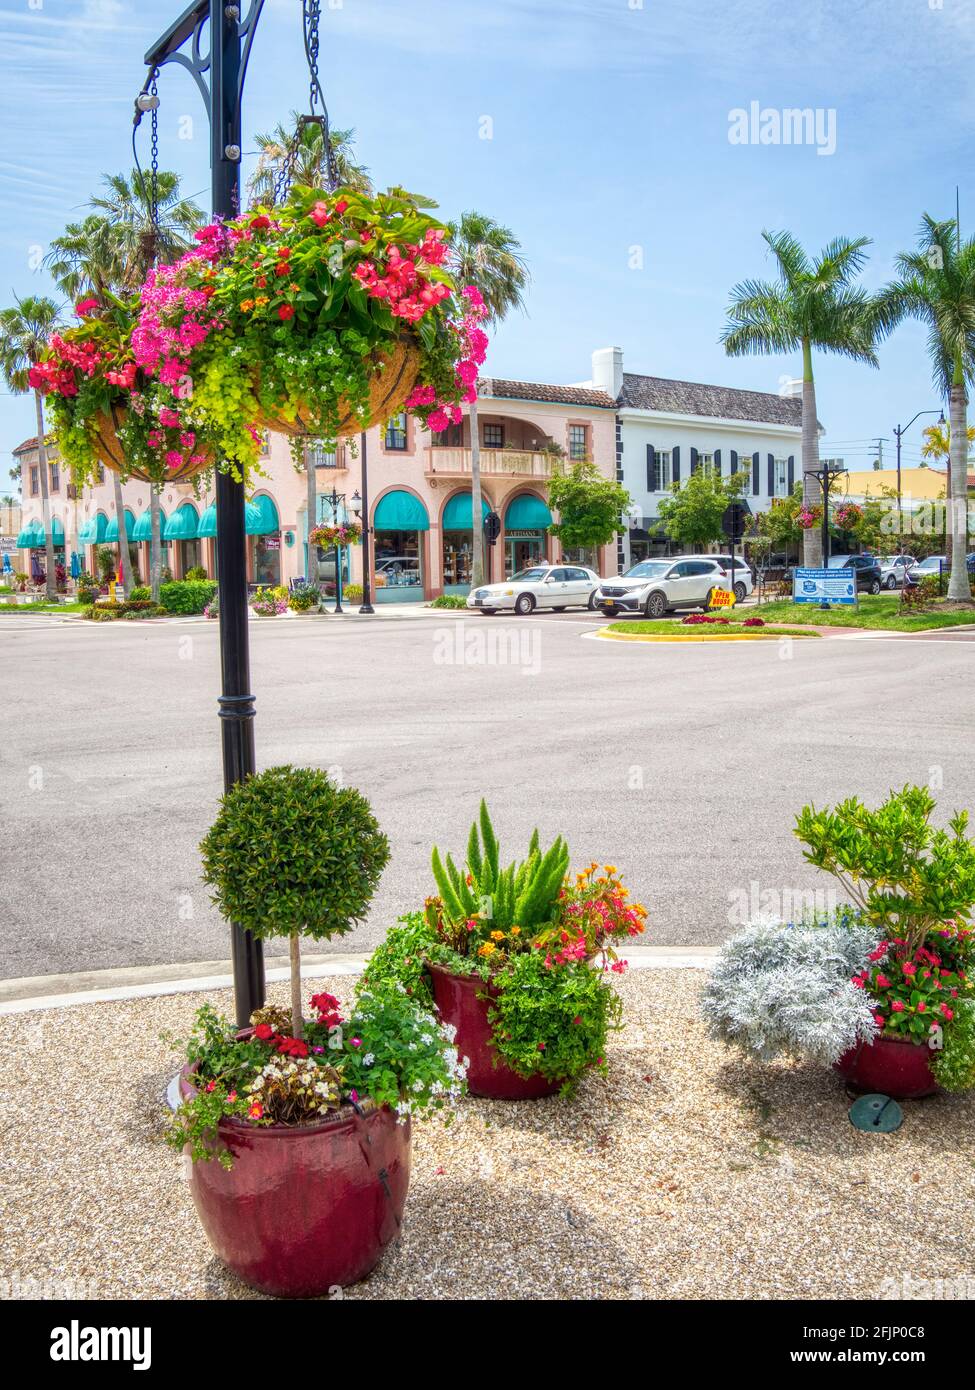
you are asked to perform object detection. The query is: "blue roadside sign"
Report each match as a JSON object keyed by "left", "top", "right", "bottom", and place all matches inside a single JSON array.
[{"left": 793, "top": 567, "right": 857, "bottom": 606}]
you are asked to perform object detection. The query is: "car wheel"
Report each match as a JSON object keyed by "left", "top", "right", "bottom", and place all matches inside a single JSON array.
[
  {"left": 587, "top": 589, "right": 599, "bottom": 610},
  {"left": 885, "top": 574, "right": 897, "bottom": 590},
  {"left": 514, "top": 593, "right": 535, "bottom": 615},
  {"left": 733, "top": 582, "right": 746, "bottom": 603},
  {"left": 869, "top": 580, "right": 881, "bottom": 595},
  {"left": 645, "top": 591, "right": 667, "bottom": 619}
]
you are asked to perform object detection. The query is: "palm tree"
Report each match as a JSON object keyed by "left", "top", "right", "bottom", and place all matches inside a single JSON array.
[
  {"left": 879, "top": 217, "right": 975, "bottom": 601},
  {"left": 0, "top": 296, "right": 63, "bottom": 600},
  {"left": 249, "top": 120, "right": 372, "bottom": 206},
  {"left": 721, "top": 231, "right": 880, "bottom": 567},
  {"left": 45, "top": 172, "right": 203, "bottom": 599},
  {"left": 447, "top": 212, "right": 529, "bottom": 588},
  {"left": 920, "top": 418, "right": 975, "bottom": 568}
]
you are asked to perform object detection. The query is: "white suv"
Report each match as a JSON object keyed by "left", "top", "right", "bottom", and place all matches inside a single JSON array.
[
  {"left": 690, "top": 553, "right": 753, "bottom": 601},
  {"left": 596, "top": 558, "right": 726, "bottom": 618}
]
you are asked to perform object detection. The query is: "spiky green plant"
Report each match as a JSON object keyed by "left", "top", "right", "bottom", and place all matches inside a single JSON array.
[{"left": 430, "top": 800, "right": 569, "bottom": 932}]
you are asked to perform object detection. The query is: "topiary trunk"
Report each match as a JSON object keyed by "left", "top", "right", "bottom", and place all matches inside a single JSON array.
[{"left": 290, "top": 931, "right": 304, "bottom": 1040}]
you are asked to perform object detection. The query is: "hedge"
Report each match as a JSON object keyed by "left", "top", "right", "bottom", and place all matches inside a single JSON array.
[{"left": 158, "top": 580, "right": 218, "bottom": 615}]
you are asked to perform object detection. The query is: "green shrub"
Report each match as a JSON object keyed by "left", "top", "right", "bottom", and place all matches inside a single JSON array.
[
  {"left": 85, "top": 599, "right": 163, "bottom": 622},
  {"left": 932, "top": 999, "right": 975, "bottom": 1093},
  {"left": 344, "top": 583, "right": 363, "bottom": 602},
  {"left": 159, "top": 580, "right": 217, "bottom": 615},
  {"left": 129, "top": 585, "right": 151, "bottom": 602},
  {"left": 184, "top": 565, "right": 209, "bottom": 582},
  {"left": 288, "top": 582, "right": 319, "bottom": 612},
  {"left": 429, "top": 593, "right": 466, "bottom": 609}
]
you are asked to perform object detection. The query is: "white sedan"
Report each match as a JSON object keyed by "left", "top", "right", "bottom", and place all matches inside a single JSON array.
[{"left": 466, "top": 564, "right": 602, "bottom": 615}]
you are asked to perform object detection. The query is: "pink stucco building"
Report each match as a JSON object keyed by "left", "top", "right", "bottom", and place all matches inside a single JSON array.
[{"left": 14, "top": 375, "right": 619, "bottom": 600}]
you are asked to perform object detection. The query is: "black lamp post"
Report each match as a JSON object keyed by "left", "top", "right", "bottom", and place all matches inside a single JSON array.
[
  {"left": 356, "top": 430, "right": 375, "bottom": 613},
  {"left": 322, "top": 484, "right": 346, "bottom": 612},
  {"left": 804, "top": 461, "right": 847, "bottom": 594},
  {"left": 143, "top": 0, "right": 267, "bottom": 1025},
  {"left": 894, "top": 409, "right": 945, "bottom": 522}
]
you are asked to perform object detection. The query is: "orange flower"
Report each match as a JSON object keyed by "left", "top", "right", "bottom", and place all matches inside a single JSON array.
[
  {"left": 490, "top": 930, "right": 506, "bottom": 942},
  {"left": 240, "top": 298, "right": 255, "bottom": 312}
]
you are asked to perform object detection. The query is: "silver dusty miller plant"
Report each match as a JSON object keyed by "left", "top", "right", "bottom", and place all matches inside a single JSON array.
[{"left": 700, "top": 914, "right": 883, "bottom": 1066}]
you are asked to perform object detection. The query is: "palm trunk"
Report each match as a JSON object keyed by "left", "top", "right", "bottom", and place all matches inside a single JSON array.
[
  {"left": 800, "top": 340, "right": 823, "bottom": 569},
  {"left": 289, "top": 931, "right": 303, "bottom": 1040},
  {"left": 947, "top": 360, "right": 970, "bottom": 601},
  {"left": 469, "top": 398, "right": 485, "bottom": 587},
  {"left": 112, "top": 471, "right": 133, "bottom": 599},
  {"left": 149, "top": 485, "right": 162, "bottom": 603},
  {"left": 306, "top": 444, "right": 318, "bottom": 593},
  {"left": 34, "top": 391, "right": 57, "bottom": 601},
  {"left": 945, "top": 463, "right": 953, "bottom": 578}
]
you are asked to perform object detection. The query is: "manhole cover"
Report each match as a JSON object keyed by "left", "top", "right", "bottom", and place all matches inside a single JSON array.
[{"left": 848, "top": 1093, "right": 903, "bottom": 1133}]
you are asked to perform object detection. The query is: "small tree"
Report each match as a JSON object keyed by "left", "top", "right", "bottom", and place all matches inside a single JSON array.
[
  {"left": 200, "top": 766, "right": 390, "bottom": 1039},
  {"left": 547, "top": 459, "right": 631, "bottom": 557},
  {"left": 657, "top": 467, "right": 749, "bottom": 550}
]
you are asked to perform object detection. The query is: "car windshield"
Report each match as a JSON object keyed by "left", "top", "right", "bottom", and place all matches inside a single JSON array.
[
  {"left": 624, "top": 562, "right": 672, "bottom": 579},
  {"left": 510, "top": 568, "right": 549, "bottom": 582}
]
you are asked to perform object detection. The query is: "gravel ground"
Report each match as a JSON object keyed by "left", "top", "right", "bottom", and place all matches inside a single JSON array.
[{"left": 4, "top": 969, "right": 974, "bottom": 1301}]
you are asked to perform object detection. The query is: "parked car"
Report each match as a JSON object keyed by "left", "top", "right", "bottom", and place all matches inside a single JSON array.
[
  {"left": 826, "top": 554, "right": 883, "bottom": 594},
  {"left": 467, "top": 564, "right": 601, "bottom": 615},
  {"left": 374, "top": 556, "right": 421, "bottom": 589},
  {"left": 595, "top": 558, "right": 726, "bottom": 618},
  {"left": 879, "top": 554, "right": 919, "bottom": 589},
  {"left": 702, "top": 554, "right": 754, "bottom": 601}
]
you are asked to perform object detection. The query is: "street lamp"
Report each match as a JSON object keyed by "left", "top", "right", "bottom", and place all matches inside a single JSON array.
[
  {"left": 894, "top": 409, "right": 945, "bottom": 521},
  {"left": 356, "top": 431, "right": 375, "bottom": 614},
  {"left": 804, "top": 459, "right": 847, "bottom": 573},
  {"left": 323, "top": 484, "right": 346, "bottom": 613},
  {"left": 143, "top": 0, "right": 271, "bottom": 1025}
]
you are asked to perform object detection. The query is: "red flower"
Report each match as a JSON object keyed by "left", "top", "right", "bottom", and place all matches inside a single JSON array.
[
  {"left": 941, "top": 1005, "right": 954, "bottom": 1021},
  {"left": 275, "top": 262, "right": 290, "bottom": 277},
  {"left": 253, "top": 1023, "right": 275, "bottom": 1041},
  {"left": 75, "top": 296, "right": 100, "bottom": 317},
  {"left": 227, "top": 1090, "right": 237, "bottom": 1102},
  {"left": 276, "top": 1036, "right": 308, "bottom": 1057},
  {"left": 250, "top": 214, "right": 271, "bottom": 231},
  {"left": 875, "top": 974, "right": 891, "bottom": 989},
  {"left": 248, "top": 1103, "right": 263, "bottom": 1119},
  {"left": 334, "top": 199, "right": 348, "bottom": 215},
  {"left": 278, "top": 304, "right": 295, "bottom": 320},
  {"left": 891, "top": 1000, "right": 906, "bottom": 1013}
]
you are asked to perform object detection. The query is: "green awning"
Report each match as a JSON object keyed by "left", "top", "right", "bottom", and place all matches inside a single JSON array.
[
  {"left": 77, "top": 512, "right": 109, "bottom": 545},
  {"left": 131, "top": 506, "right": 168, "bottom": 542},
  {"left": 20, "top": 516, "right": 65, "bottom": 547},
  {"left": 104, "top": 508, "right": 136, "bottom": 543},
  {"left": 442, "top": 492, "right": 491, "bottom": 530},
  {"left": 374, "top": 489, "right": 430, "bottom": 532},
  {"left": 504, "top": 494, "right": 553, "bottom": 529},
  {"left": 198, "top": 501, "right": 263, "bottom": 538},
  {"left": 250, "top": 494, "right": 280, "bottom": 536},
  {"left": 164, "top": 502, "right": 200, "bottom": 541}
]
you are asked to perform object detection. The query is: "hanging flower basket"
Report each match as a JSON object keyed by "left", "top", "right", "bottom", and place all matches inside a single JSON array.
[
  {"left": 251, "top": 338, "right": 421, "bottom": 441},
  {"left": 309, "top": 519, "right": 362, "bottom": 549},
  {"left": 797, "top": 505, "right": 823, "bottom": 530},
  {"left": 834, "top": 502, "right": 863, "bottom": 530},
  {"left": 90, "top": 402, "right": 213, "bottom": 484}
]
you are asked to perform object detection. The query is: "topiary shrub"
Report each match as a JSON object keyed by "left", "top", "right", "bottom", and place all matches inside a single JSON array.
[
  {"left": 159, "top": 579, "right": 217, "bottom": 615},
  {"left": 199, "top": 765, "right": 390, "bottom": 1037}
]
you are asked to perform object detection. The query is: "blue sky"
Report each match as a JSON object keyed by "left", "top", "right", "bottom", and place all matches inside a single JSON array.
[{"left": 2, "top": 0, "right": 973, "bottom": 487}]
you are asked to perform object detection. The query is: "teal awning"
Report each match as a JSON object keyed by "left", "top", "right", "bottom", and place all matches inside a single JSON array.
[
  {"left": 250, "top": 494, "right": 280, "bottom": 536},
  {"left": 198, "top": 501, "right": 263, "bottom": 538},
  {"left": 374, "top": 489, "right": 430, "bottom": 532},
  {"left": 20, "top": 516, "right": 65, "bottom": 547},
  {"left": 442, "top": 492, "right": 491, "bottom": 530},
  {"left": 164, "top": 502, "right": 200, "bottom": 541},
  {"left": 504, "top": 494, "right": 553, "bottom": 529},
  {"left": 77, "top": 512, "right": 109, "bottom": 545},
  {"left": 104, "top": 508, "right": 136, "bottom": 543},
  {"left": 131, "top": 505, "right": 168, "bottom": 543}
]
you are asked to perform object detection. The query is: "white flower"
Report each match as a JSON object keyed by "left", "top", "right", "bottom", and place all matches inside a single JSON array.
[{"left": 362, "top": 1052, "right": 374, "bottom": 1066}]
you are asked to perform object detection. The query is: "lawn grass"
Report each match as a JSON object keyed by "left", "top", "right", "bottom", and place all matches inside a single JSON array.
[
  {"left": 0, "top": 601, "right": 87, "bottom": 615},
  {"left": 753, "top": 594, "right": 975, "bottom": 631},
  {"left": 604, "top": 619, "right": 818, "bottom": 639}
]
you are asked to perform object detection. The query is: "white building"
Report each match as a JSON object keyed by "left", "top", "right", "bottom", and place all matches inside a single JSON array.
[{"left": 587, "top": 347, "right": 806, "bottom": 569}]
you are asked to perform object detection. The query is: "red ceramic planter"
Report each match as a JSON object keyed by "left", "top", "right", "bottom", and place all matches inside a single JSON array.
[
  {"left": 835, "top": 1034, "right": 938, "bottom": 1100},
  {"left": 179, "top": 1070, "right": 411, "bottom": 1297},
  {"left": 427, "top": 961, "right": 562, "bottom": 1100}
]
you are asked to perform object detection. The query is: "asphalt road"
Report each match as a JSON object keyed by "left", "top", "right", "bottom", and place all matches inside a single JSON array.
[{"left": 2, "top": 609, "right": 974, "bottom": 980}]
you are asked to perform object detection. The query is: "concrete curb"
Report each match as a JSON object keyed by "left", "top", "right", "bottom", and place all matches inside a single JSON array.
[{"left": 0, "top": 945, "right": 718, "bottom": 1015}]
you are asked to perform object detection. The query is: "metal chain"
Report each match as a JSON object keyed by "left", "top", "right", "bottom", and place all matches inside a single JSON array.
[
  {"left": 270, "top": 0, "right": 337, "bottom": 204},
  {"left": 149, "top": 76, "right": 160, "bottom": 239}
]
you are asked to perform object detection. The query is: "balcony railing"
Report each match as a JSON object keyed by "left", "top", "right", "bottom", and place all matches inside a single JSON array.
[
  {"left": 426, "top": 447, "right": 558, "bottom": 478},
  {"left": 306, "top": 445, "right": 347, "bottom": 470}
]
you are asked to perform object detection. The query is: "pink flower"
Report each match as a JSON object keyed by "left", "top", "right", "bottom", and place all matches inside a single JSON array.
[
  {"left": 351, "top": 1037, "right": 362, "bottom": 1047},
  {"left": 75, "top": 297, "right": 100, "bottom": 317}
]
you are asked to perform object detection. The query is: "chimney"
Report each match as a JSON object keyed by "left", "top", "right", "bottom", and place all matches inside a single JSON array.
[{"left": 591, "top": 346, "right": 623, "bottom": 401}]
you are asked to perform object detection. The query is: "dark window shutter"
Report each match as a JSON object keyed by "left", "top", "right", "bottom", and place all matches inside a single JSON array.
[
  {"left": 768, "top": 453, "right": 775, "bottom": 495},
  {"left": 647, "top": 445, "right": 658, "bottom": 492},
  {"left": 714, "top": 448, "right": 722, "bottom": 476},
  {"left": 788, "top": 455, "right": 795, "bottom": 491},
  {"left": 690, "top": 447, "right": 699, "bottom": 474},
  {"left": 752, "top": 451, "right": 760, "bottom": 494},
  {"left": 672, "top": 446, "right": 681, "bottom": 483},
  {"left": 730, "top": 450, "right": 738, "bottom": 478}
]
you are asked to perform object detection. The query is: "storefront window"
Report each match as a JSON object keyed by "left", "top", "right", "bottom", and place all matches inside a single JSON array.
[
  {"left": 179, "top": 539, "right": 202, "bottom": 575},
  {"left": 253, "top": 534, "right": 280, "bottom": 585},
  {"left": 504, "top": 529, "right": 546, "bottom": 577},
  {"left": 442, "top": 531, "right": 473, "bottom": 590},
  {"left": 374, "top": 529, "right": 422, "bottom": 602}
]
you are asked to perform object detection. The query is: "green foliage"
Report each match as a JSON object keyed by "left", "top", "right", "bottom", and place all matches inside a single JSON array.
[
  {"left": 343, "top": 583, "right": 363, "bottom": 601},
  {"left": 795, "top": 785, "right": 975, "bottom": 954},
  {"left": 487, "top": 950, "right": 623, "bottom": 1085},
  {"left": 359, "top": 912, "right": 438, "bottom": 1008},
  {"left": 658, "top": 466, "right": 750, "bottom": 548},
  {"left": 129, "top": 584, "right": 151, "bottom": 601},
  {"left": 287, "top": 581, "right": 319, "bottom": 611},
  {"left": 94, "top": 546, "right": 117, "bottom": 582},
  {"left": 183, "top": 565, "right": 208, "bottom": 582},
  {"left": 429, "top": 593, "right": 466, "bottom": 608},
  {"left": 199, "top": 764, "right": 390, "bottom": 943},
  {"left": 84, "top": 599, "right": 164, "bottom": 621},
  {"left": 931, "top": 999, "right": 975, "bottom": 1092},
  {"left": 546, "top": 459, "right": 631, "bottom": 551},
  {"left": 342, "top": 986, "right": 466, "bottom": 1120},
  {"left": 159, "top": 579, "right": 217, "bottom": 614},
  {"left": 431, "top": 799, "right": 569, "bottom": 933}
]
